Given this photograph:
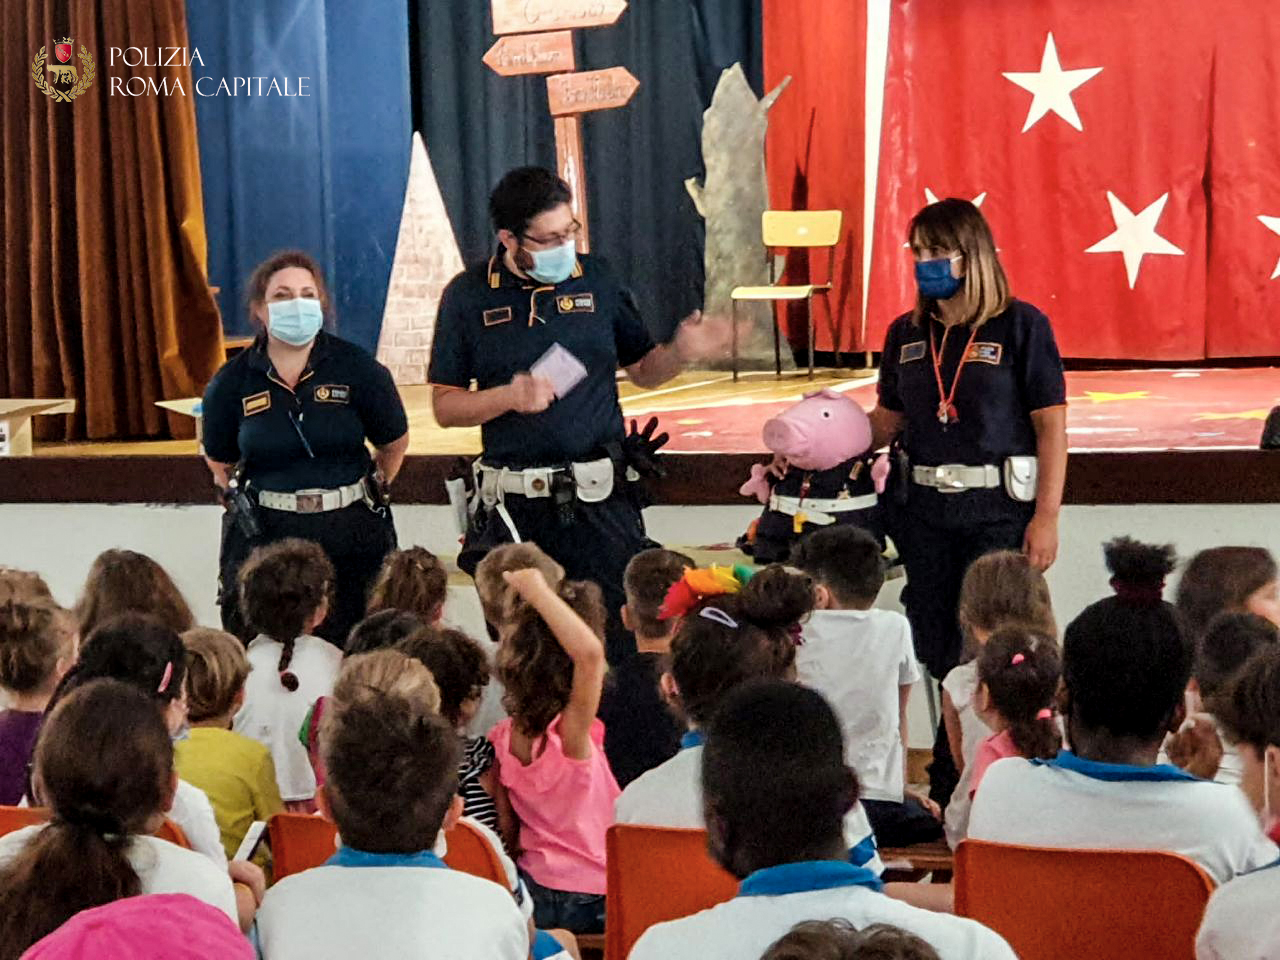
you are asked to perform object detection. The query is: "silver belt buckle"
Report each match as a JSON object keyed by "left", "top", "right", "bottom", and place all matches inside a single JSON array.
[
  {"left": 935, "top": 466, "right": 966, "bottom": 493},
  {"left": 295, "top": 493, "right": 324, "bottom": 513}
]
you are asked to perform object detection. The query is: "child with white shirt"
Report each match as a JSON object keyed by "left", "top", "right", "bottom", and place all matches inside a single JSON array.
[
  {"left": 615, "top": 564, "right": 883, "bottom": 876},
  {"left": 1196, "top": 644, "right": 1280, "bottom": 959},
  {"left": 628, "top": 680, "right": 1015, "bottom": 960},
  {"left": 969, "top": 538, "right": 1279, "bottom": 885},
  {"left": 0, "top": 680, "right": 238, "bottom": 957},
  {"left": 791, "top": 527, "right": 940, "bottom": 846},
  {"left": 940, "top": 550, "right": 1057, "bottom": 847},
  {"left": 233, "top": 539, "right": 342, "bottom": 811},
  {"left": 256, "top": 649, "right": 529, "bottom": 960}
]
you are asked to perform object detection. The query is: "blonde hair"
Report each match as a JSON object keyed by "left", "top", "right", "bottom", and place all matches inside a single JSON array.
[
  {"left": 0, "top": 569, "right": 53, "bottom": 606},
  {"left": 958, "top": 550, "right": 1057, "bottom": 649},
  {"left": 328, "top": 649, "right": 440, "bottom": 716},
  {"left": 473, "top": 543, "right": 564, "bottom": 627},
  {"left": 182, "top": 628, "right": 250, "bottom": 722},
  {"left": 909, "top": 198, "right": 1010, "bottom": 328}
]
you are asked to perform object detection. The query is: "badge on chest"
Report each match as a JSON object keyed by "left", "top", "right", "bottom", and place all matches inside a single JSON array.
[
  {"left": 556, "top": 293, "right": 595, "bottom": 314},
  {"left": 242, "top": 391, "right": 271, "bottom": 417},
  {"left": 313, "top": 384, "right": 350, "bottom": 404},
  {"left": 900, "top": 341, "right": 926, "bottom": 363},
  {"left": 966, "top": 342, "right": 1003, "bottom": 365}
]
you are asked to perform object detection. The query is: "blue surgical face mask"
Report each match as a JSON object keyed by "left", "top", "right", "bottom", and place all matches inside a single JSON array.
[
  {"left": 267, "top": 297, "right": 324, "bottom": 346},
  {"left": 914, "top": 257, "right": 962, "bottom": 299},
  {"left": 524, "top": 240, "right": 577, "bottom": 285}
]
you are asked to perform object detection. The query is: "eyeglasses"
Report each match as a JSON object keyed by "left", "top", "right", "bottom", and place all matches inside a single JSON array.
[{"left": 521, "top": 220, "right": 581, "bottom": 248}]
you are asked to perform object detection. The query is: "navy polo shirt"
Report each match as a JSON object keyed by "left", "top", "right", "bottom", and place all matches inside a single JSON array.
[
  {"left": 877, "top": 299, "right": 1066, "bottom": 467},
  {"left": 201, "top": 332, "right": 408, "bottom": 493},
  {"left": 428, "top": 250, "right": 656, "bottom": 467}
]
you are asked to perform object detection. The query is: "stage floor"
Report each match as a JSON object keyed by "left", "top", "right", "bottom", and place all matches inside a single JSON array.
[{"left": 30, "top": 366, "right": 1280, "bottom": 458}]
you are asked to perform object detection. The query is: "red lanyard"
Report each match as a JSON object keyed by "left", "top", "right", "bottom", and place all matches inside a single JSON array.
[{"left": 929, "top": 321, "right": 981, "bottom": 424}]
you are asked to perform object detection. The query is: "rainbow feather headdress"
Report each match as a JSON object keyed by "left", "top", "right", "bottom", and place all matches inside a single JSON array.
[{"left": 658, "top": 563, "right": 756, "bottom": 621}]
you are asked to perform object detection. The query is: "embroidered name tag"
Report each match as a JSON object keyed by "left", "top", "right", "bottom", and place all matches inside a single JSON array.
[
  {"left": 242, "top": 391, "right": 271, "bottom": 416},
  {"left": 899, "top": 341, "right": 926, "bottom": 363},
  {"left": 557, "top": 293, "right": 595, "bottom": 314},
  {"left": 967, "top": 342, "right": 1003, "bottom": 365},
  {"left": 314, "top": 384, "right": 350, "bottom": 404},
  {"left": 483, "top": 306, "right": 513, "bottom": 327}
]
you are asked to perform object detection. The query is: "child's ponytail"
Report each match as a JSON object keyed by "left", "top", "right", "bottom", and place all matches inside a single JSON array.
[{"left": 278, "top": 637, "right": 299, "bottom": 691}]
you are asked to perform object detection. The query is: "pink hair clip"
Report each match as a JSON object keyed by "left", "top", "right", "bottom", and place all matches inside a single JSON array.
[
  {"left": 1010, "top": 653, "right": 1026, "bottom": 666},
  {"left": 1036, "top": 708, "right": 1053, "bottom": 720},
  {"left": 157, "top": 661, "right": 173, "bottom": 695}
]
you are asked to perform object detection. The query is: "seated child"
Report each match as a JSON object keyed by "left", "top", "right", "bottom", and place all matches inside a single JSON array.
[
  {"left": 365, "top": 546, "right": 449, "bottom": 625},
  {"left": 616, "top": 565, "right": 882, "bottom": 876},
  {"left": 0, "top": 679, "right": 238, "bottom": 957},
  {"left": 175, "top": 628, "right": 285, "bottom": 861},
  {"left": 489, "top": 568, "right": 618, "bottom": 935},
  {"left": 940, "top": 550, "right": 1057, "bottom": 847},
  {"left": 256, "top": 650, "right": 528, "bottom": 960},
  {"left": 76, "top": 548, "right": 195, "bottom": 637},
  {"left": 233, "top": 539, "right": 342, "bottom": 809},
  {"left": 21, "top": 894, "right": 253, "bottom": 960},
  {"left": 968, "top": 627, "right": 1061, "bottom": 799},
  {"left": 1196, "top": 645, "right": 1280, "bottom": 959},
  {"left": 968, "top": 538, "right": 1279, "bottom": 884},
  {"left": 1176, "top": 546, "right": 1280, "bottom": 641},
  {"left": 790, "top": 527, "right": 939, "bottom": 846},
  {"left": 762, "top": 920, "right": 941, "bottom": 960},
  {"left": 1169, "top": 612, "right": 1279, "bottom": 785},
  {"left": 628, "top": 681, "right": 1015, "bottom": 960},
  {"left": 397, "top": 626, "right": 515, "bottom": 847},
  {"left": 472, "top": 543, "right": 566, "bottom": 738},
  {"left": 0, "top": 567, "right": 53, "bottom": 605},
  {"left": 0, "top": 599, "right": 77, "bottom": 805},
  {"left": 600, "top": 547, "right": 693, "bottom": 787}
]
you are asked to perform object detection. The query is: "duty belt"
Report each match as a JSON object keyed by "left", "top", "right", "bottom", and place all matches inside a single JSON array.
[
  {"left": 257, "top": 479, "right": 369, "bottom": 513},
  {"left": 910, "top": 464, "right": 1001, "bottom": 493},
  {"left": 768, "top": 491, "right": 878, "bottom": 525}
]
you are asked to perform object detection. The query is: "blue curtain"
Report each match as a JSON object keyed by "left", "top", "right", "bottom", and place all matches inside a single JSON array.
[{"left": 187, "top": 0, "right": 411, "bottom": 354}]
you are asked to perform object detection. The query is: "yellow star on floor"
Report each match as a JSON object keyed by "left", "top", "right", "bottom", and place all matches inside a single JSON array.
[
  {"left": 1074, "top": 390, "right": 1151, "bottom": 404},
  {"left": 1192, "top": 409, "right": 1271, "bottom": 422}
]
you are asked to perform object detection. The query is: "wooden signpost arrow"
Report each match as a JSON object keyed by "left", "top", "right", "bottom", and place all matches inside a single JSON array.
[{"left": 486, "top": 0, "right": 636, "bottom": 252}]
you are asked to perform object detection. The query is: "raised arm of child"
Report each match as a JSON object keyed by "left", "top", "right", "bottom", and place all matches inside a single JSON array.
[{"left": 503, "top": 568, "right": 606, "bottom": 761}]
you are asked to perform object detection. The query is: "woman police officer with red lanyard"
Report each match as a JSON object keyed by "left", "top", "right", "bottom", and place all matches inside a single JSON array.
[
  {"left": 869, "top": 199, "right": 1067, "bottom": 802},
  {"left": 201, "top": 251, "right": 410, "bottom": 647}
]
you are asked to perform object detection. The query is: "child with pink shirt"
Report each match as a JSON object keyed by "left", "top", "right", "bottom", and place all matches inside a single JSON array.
[
  {"left": 969, "top": 627, "right": 1062, "bottom": 799},
  {"left": 488, "top": 567, "right": 618, "bottom": 935}
]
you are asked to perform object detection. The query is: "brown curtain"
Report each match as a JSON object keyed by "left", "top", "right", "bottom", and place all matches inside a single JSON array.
[{"left": 1, "top": 0, "right": 224, "bottom": 441}]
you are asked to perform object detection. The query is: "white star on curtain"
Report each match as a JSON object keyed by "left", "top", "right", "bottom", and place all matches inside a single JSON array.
[
  {"left": 1003, "top": 32, "right": 1103, "bottom": 133},
  {"left": 1258, "top": 215, "right": 1280, "bottom": 279},
  {"left": 1085, "top": 191, "right": 1185, "bottom": 288}
]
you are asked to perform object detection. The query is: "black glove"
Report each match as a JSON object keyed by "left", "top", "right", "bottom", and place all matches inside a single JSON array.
[{"left": 623, "top": 416, "right": 670, "bottom": 480}]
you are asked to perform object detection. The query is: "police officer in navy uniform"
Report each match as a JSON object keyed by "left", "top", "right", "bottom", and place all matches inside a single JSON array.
[
  {"left": 430, "top": 167, "right": 724, "bottom": 665},
  {"left": 868, "top": 199, "right": 1067, "bottom": 802},
  {"left": 202, "top": 250, "right": 409, "bottom": 647}
]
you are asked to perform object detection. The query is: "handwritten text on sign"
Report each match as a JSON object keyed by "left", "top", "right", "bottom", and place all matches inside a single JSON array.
[
  {"left": 491, "top": 0, "right": 627, "bottom": 36},
  {"left": 483, "top": 30, "right": 575, "bottom": 76},
  {"left": 546, "top": 67, "right": 639, "bottom": 116}
]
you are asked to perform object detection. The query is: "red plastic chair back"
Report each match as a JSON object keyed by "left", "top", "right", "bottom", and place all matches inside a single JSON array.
[
  {"left": 268, "top": 812, "right": 338, "bottom": 879},
  {"left": 955, "top": 840, "right": 1214, "bottom": 960},
  {"left": 0, "top": 805, "right": 48, "bottom": 835},
  {"left": 442, "top": 819, "right": 508, "bottom": 884},
  {"left": 605, "top": 825, "right": 738, "bottom": 960},
  {"left": 154, "top": 817, "right": 191, "bottom": 848}
]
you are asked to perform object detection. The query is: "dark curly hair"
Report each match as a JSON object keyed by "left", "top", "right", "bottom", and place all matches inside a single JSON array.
[
  {"left": 366, "top": 547, "right": 448, "bottom": 624},
  {"left": 345, "top": 610, "right": 425, "bottom": 656},
  {"left": 977, "top": 627, "right": 1062, "bottom": 762},
  {"left": 56, "top": 614, "right": 187, "bottom": 709},
  {"left": 496, "top": 579, "right": 605, "bottom": 736},
  {"left": 238, "top": 539, "right": 334, "bottom": 692},
  {"left": 397, "top": 627, "right": 490, "bottom": 727},
  {"left": 668, "top": 565, "right": 813, "bottom": 728}
]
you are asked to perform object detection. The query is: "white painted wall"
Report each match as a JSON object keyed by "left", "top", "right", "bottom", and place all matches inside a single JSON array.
[{"left": 5, "top": 500, "right": 1278, "bottom": 748}]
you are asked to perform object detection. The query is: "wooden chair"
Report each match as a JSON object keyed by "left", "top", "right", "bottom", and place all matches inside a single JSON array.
[
  {"left": 730, "top": 209, "right": 843, "bottom": 380},
  {"left": 879, "top": 839, "right": 954, "bottom": 882},
  {"left": 605, "top": 825, "right": 738, "bottom": 960},
  {"left": 441, "top": 819, "right": 508, "bottom": 884},
  {"left": 955, "top": 840, "right": 1214, "bottom": 960},
  {"left": 267, "top": 812, "right": 337, "bottom": 880}
]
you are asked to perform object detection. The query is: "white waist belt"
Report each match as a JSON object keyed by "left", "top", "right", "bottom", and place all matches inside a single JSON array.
[
  {"left": 258, "top": 480, "right": 367, "bottom": 513},
  {"left": 475, "top": 457, "right": 615, "bottom": 502},
  {"left": 768, "top": 491, "right": 878, "bottom": 525},
  {"left": 911, "top": 464, "right": 1000, "bottom": 492}
]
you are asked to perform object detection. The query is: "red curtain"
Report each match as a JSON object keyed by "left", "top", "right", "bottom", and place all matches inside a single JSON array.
[
  {"left": 866, "top": 0, "right": 1212, "bottom": 360},
  {"left": 763, "top": 0, "right": 867, "bottom": 355}
]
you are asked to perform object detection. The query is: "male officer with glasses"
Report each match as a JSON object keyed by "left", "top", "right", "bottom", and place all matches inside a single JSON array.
[{"left": 430, "top": 166, "right": 724, "bottom": 665}]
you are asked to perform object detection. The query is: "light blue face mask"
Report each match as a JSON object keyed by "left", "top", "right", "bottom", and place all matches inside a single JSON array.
[
  {"left": 267, "top": 297, "right": 324, "bottom": 346},
  {"left": 524, "top": 240, "right": 577, "bottom": 285}
]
